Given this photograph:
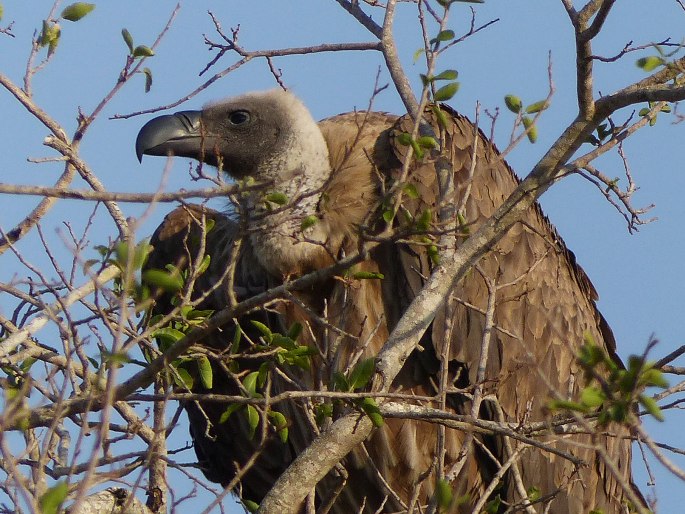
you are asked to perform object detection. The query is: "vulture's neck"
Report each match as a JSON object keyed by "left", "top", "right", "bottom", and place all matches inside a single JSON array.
[{"left": 245, "top": 121, "right": 332, "bottom": 277}]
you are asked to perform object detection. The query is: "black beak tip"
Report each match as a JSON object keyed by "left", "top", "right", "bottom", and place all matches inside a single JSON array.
[{"left": 135, "top": 110, "right": 202, "bottom": 164}]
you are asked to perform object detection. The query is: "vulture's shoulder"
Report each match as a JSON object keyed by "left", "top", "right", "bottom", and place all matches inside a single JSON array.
[{"left": 146, "top": 204, "right": 267, "bottom": 315}]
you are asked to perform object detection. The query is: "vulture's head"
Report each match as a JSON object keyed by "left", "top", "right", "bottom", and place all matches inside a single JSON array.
[
  {"left": 136, "top": 90, "right": 337, "bottom": 276},
  {"left": 136, "top": 89, "right": 330, "bottom": 183}
]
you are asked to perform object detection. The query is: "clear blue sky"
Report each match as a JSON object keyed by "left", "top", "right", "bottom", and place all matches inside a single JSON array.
[{"left": 1, "top": 1, "right": 684, "bottom": 512}]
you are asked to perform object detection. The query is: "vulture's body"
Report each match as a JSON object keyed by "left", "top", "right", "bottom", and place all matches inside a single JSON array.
[{"left": 139, "top": 91, "right": 637, "bottom": 513}]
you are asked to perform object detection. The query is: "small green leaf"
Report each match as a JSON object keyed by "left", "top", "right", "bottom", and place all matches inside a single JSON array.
[
  {"left": 0, "top": 4, "right": 4, "bottom": 22},
  {"left": 397, "top": 132, "right": 413, "bottom": 146},
  {"left": 525, "top": 99, "right": 548, "bottom": 114},
  {"left": 121, "top": 28, "right": 134, "bottom": 53},
  {"left": 352, "top": 271, "right": 385, "bottom": 280},
  {"left": 39, "top": 481, "right": 68, "bottom": 514},
  {"left": 416, "top": 209, "right": 432, "bottom": 231},
  {"left": 527, "top": 486, "right": 541, "bottom": 502},
  {"left": 243, "top": 499, "right": 259, "bottom": 513},
  {"left": 640, "top": 368, "right": 668, "bottom": 388},
  {"left": 434, "top": 69, "right": 458, "bottom": 81},
  {"left": 580, "top": 386, "right": 605, "bottom": 408},
  {"left": 246, "top": 405, "right": 260, "bottom": 438},
  {"left": 61, "top": 3, "right": 95, "bottom": 22},
  {"left": 250, "top": 320, "right": 273, "bottom": 344},
  {"left": 435, "top": 479, "right": 453, "bottom": 510},
  {"left": 522, "top": 116, "right": 538, "bottom": 143},
  {"left": 417, "top": 136, "right": 438, "bottom": 149},
  {"left": 142, "top": 269, "right": 183, "bottom": 293},
  {"left": 433, "top": 82, "right": 459, "bottom": 102},
  {"left": 640, "top": 395, "right": 665, "bottom": 422},
  {"left": 287, "top": 322, "right": 302, "bottom": 341},
  {"left": 174, "top": 366, "right": 194, "bottom": 390},
  {"left": 268, "top": 411, "right": 289, "bottom": 443},
  {"left": 301, "top": 215, "right": 318, "bottom": 231},
  {"left": 636, "top": 56, "right": 665, "bottom": 72},
  {"left": 484, "top": 495, "right": 502, "bottom": 514},
  {"left": 348, "top": 358, "right": 376, "bottom": 390},
  {"left": 434, "top": 29, "right": 455, "bottom": 42},
  {"left": 332, "top": 371, "right": 350, "bottom": 392},
  {"left": 504, "top": 94, "right": 523, "bottom": 113},
  {"left": 142, "top": 67, "right": 153, "bottom": 93},
  {"left": 432, "top": 104, "right": 449, "bottom": 128},
  {"left": 382, "top": 209, "right": 395, "bottom": 223},
  {"left": 132, "top": 45, "right": 154, "bottom": 58},
  {"left": 403, "top": 183, "right": 419, "bottom": 199},
  {"left": 152, "top": 327, "right": 186, "bottom": 346},
  {"left": 243, "top": 371, "right": 260, "bottom": 397},
  {"left": 266, "top": 192, "right": 288, "bottom": 205},
  {"left": 219, "top": 403, "right": 243, "bottom": 424},
  {"left": 230, "top": 326, "right": 242, "bottom": 354},
  {"left": 197, "top": 355, "right": 213, "bottom": 389},
  {"left": 360, "top": 397, "right": 384, "bottom": 426}
]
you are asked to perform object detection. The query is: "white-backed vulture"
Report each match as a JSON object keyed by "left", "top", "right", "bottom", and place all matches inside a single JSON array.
[{"left": 136, "top": 90, "right": 640, "bottom": 513}]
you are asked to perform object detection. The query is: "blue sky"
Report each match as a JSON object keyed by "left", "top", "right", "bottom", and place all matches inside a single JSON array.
[{"left": 1, "top": 1, "right": 684, "bottom": 512}]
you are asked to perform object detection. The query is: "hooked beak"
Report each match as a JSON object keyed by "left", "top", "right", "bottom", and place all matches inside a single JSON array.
[{"left": 135, "top": 110, "right": 202, "bottom": 162}]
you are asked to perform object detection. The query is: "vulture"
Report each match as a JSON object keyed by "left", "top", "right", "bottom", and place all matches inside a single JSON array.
[{"left": 136, "top": 90, "right": 639, "bottom": 513}]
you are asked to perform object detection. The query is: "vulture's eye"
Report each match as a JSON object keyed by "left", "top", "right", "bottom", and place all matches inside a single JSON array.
[{"left": 228, "top": 110, "right": 251, "bottom": 125}]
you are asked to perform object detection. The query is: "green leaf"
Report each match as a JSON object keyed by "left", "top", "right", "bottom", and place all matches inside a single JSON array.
[
  {"left": 527, "top": 486, "right": 541, "bottom": 502},
  {"left": 266, "top": 192, "right": 288, "bottom": 205},
  {"left": 243, "top": 499, "right": 260, "bottom": 513},
  {"left": 287, "top": 322, "right": 303, "bottom": 341},
  {"left": 142, "top": 269, "right": 183, "bottom": 293},
  {"left": 301, "top": 215, "right": 318, "bottom": 231},
  {"left": 417, "top": 136, "right": 438, "bottom": 149},
  {"left": 351, "top": 271, "right": 385, "bottom": 280},
  {"left": 636, "top": 56, "right": 665, "bottom": 71},
  {"left": 243, "top": 371, "right": 260, "bottom": 397},
  {"left": 173, "top": 366, "right": 194, "bottom": 389},
  {"left": 268, "top": 411, "right": 289, "bottom": 443},
  {"left": 484, "top": 496, "right": 502, "bottom": 514},
  {"left": 432, "top": 104, "right": 449, "bottom": 128},
  {"left": 580, "top": 386, "right": 605, "bottom": 408},
  {"left": 132, "top": 45, "right": 154, "bottom": 58},
  {"left": 525, "top": 99, "right": 548, "bottom": 114},
  {"left": 219, "top": 402, "right": 243, "bottom": 424},
  {"left": 640, "top": 395, "right": 665, "bottom": 421},
  {"left": 121, "top": 28, "right": 134, "bottom": 53},
  {"left": 142, "top": 67, "right": 153, "bottom": 93},
  {"left": 403, "top": 183, "right": 419, "bottom": 199},
  {"left": 152, "top": 327, "right": 186, "bottom": 346},
  {"left": 348, "top": 358, "right": 376, "bottom": 390},
  {"left": 197, "top": 355, "right": 213, "bottom": 389},
  {"left": 504, "top": 94, "right": 523, "bottom": 113},
  {"left": 433, "top": 82, "right": 459, "bottom": 102},
  {"left": 230, "top": 326, "right": 242, "bottom": 354},
  {"left": 332, "top": 371, "right": 350, "bottom": 392},
  {"left": 39, "top": 481, "right": 68, "bottom": 514},
  {"left": 360, "top": 397, "right": 384, "bottom": 426},
  {"left": 246, "top": 405, "right": 260, "bottom": 439},
  {"left": 640, "top": 368, "right": 668, "bottom": 388},
  {"left": 416, "top": 208, "right": 432, "bottom": 231},
  {"left": 435, "top": 478, "right": 453, "bottom": 510},
  {"left": 397, "top": 132, "right": 413, "bottom": 146},
  {"left": 61, "top": 3, "right": 95, "bottom": 22},
  {"left": 522, "top": 116, "right": 538, "bottom": 143},
  {"left": 434, "top": 29, "right": 455, "bottom": 42},
  {"left": 0, "top": 4, "right": 4, "bottom": 22},
  {"left": 250, "top": 320, "right": 273, "bottom": 344},
  {"left": 434, "top": 69, "right": 458, "bottom": 81}
]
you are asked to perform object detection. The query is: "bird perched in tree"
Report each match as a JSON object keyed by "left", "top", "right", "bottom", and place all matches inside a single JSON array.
[{"left": 137, "top": 90, "right": 639, "bottom": 513}]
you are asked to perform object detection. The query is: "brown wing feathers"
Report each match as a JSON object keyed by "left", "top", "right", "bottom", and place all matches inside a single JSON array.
[{"left": 145, "top": 104, "right": 635, "bottom": 513}]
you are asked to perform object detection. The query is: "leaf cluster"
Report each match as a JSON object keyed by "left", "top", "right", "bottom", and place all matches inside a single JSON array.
[{"left": 548, "top": 334, "right": 669, "bottom": 425}]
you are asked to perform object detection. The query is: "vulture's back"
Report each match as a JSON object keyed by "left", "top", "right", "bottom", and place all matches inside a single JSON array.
[{"left": 146, "top": 106, "right": 637, "bottom": 513}]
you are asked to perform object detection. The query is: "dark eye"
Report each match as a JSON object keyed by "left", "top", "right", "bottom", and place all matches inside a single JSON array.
[{"left": 228, "top": 110, "right": 251, "bottom": 125}]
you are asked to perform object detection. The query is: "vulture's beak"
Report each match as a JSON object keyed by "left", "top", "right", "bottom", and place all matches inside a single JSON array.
[{"left": 135, "top": 110, "right": 202, "bottom": 162}]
